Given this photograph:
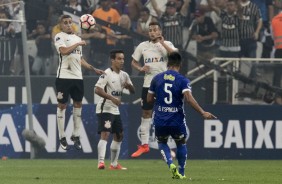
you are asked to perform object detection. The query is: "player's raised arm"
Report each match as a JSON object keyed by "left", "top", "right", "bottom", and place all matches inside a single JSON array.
[{"left": 81, "top": 58, "right": 105, "bottom": 75}]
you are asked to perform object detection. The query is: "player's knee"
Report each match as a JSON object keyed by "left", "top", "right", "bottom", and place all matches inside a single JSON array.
[
  {"left": 157, "top": 136, "right": 168, "bottom": 144},
  {"left": 58, "top": 103, "right": 67, "bottom": 110},
  {"left": 175, "top": 137, "right": 187, "bottom": 145},
  {"left": 114, "top": 132, "right": 123, "bottom": 142}
]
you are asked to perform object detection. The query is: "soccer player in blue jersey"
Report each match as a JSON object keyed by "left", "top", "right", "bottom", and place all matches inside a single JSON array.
[{"left": 147, "top": 52, "right": 216, "bottom": 179}]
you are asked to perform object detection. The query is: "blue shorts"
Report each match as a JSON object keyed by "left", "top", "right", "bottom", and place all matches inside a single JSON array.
[{"left": 154, "top": 123, "right": 188, "bottom": 141}]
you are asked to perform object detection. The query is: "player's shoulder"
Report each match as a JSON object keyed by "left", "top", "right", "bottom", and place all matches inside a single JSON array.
[{"left": 138, "top": 40, "right": 150, "bottom": 47}]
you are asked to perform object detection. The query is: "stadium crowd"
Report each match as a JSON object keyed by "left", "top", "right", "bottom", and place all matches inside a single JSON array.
[{"left": 0, "top": 0, "right": 281, "bottom": 77}]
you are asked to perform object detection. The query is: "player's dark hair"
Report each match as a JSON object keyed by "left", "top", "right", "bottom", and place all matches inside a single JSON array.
[
  {"left": 110, "top": 49, "right": 124, "bottom": 59},
  {"left": 167, "top": 52, "right": 182, "bottom": 67},
  {"left": 59, "top": 14, "right": 72, "bottom": 23},
  {"left": 149, "top": 21, "right": 161, "bottom": 29}
]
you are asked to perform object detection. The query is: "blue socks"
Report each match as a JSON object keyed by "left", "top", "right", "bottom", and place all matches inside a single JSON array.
[
  {"left": 158, "top": 143, "right": 173, "bottom": 166},
  {"left": 176, "top": 144, "right": 187, "bottom": 176}
]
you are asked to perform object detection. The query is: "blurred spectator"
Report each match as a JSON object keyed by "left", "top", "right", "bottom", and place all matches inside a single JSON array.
[
  {"left": 47, "top": 0, "right": 66, "bottom": 27},
  {"left": 146, "top": 0, "right": 168, "bottom": 18},
  {"left": 92, "top": 0, "right": 121, "bottom": 69},
  {"left": 92, "top": 0, "right": 121, "bottom": 46},
  {"left": 199, "top": 0, "right": 225, "bottom": 33},
  {"left": 25, "top": 0, "right": 50, "bottom": 32},
  {"left": 136, "top": 6, "right": 157, "bottom": 37},
  {"left": 238, "top": 0, "right": 262, "bottom": 78},
  {"left": 114, "top": 0, "right": 143, "bottom": 30},
  {"left": 273, "top": 0, "right": 282, "bottom": 17},
  {"left": 28, "top": 21, "right": 53, "bottom": 75},
  {"left": 207, "top": 0, "right": 240, "bottom": 58},
  {"left": 115, "top": 14, "right": 134, "bottom": 74},
  {"left": 238, "top": 0, "right": 262, "bottom": 58},
  {"left": 9, "top": 0, "right": 23, "bottom": 75},
  {"left": 64, "top": 0, "right": 82, "bottom": 15},
  {"left": 0, "top": 10, "right": 14, "bottom": 75},
  {"left": 159, "top": 0, "right": 190, "bottom": 75},
  {"left": 190, "top": 9, "right": 218, "bottom": 62},
  {"left": 271, "top": 10, "right": 282, "bottom": 96}
]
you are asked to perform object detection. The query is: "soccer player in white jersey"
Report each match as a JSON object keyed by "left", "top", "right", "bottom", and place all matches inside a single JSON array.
[
  {"left": 54, "top": 14, "right": 104, "bottom": 150},
  {"left": 131, "top": 21, "right": 178, "bottom": 158},
  {"left": 95, "top": 49, "right": 135, "bottom": 170}
]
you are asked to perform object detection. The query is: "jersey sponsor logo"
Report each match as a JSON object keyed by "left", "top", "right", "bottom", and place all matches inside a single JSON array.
[
  {"left": 104, "top": 120, "right": 111, "bottom": 129},
  {"left": 57, "top": 92, "right": 63, "bottom": 100},
  {"left": 242, "top": 15, "right": 250, "bottom": 20},
  {"left": 164, "top": 74, "right": 175, "bottom": 81},
  {"left": 163, "top": 20, "right": 180, "bottom": 27},
  {"left": 222, "top": 23, "right": 235, "bottom": 29},
  {"left": 144, "top": 57, "right": 164, "bottom": 63},
  {"left": 111, "top": 91, "right": 122, "bottom": 96}
]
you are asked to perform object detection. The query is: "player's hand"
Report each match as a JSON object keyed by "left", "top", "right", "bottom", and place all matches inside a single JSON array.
[
  {"left": 122, "top": 82, "right": 131, "bottom": 89},
  {"left": 140, "top": 65, "right": 150, "bottom": 73},
  {"left": 78, "top": 40, "right": 87, "bottom": 46},
  {"left": 202, "top": 112, "right": 217, "bottom": 119},
  {"left": 156, "top": 35, "right": 164, "bottom": 43},
  {"left": 111, "top": 97, "right": 121, "bottom": 106},
  {"left": 93, "top": 67, "right": 106, "bottom": 75}
]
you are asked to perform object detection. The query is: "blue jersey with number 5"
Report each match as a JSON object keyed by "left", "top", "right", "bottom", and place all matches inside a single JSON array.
[{"left": 148, "top": 70, "right": 191, "bottom": 127}]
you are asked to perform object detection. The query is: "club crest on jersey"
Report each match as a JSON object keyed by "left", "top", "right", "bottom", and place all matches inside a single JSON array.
[
  {"left": 104, "top": 120, "right": 111, "bottom": 129},
  {"left": 144, "top": 57, "right": 164, "bottom": 63},
  {"left": 55, "top": 37, "right": 60, "bottom": 41},
  {"left": 57, "top": 92, "right": 63, "bottom": 100}
]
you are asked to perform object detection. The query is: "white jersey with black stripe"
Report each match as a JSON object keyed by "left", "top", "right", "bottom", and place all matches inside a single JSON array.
[
  {"left": 54, "top": 32, "right": 83, "bottom": 79},
  {"left": 95, "top": 68, "right": 133, "bottom": 115},
  {"left": 132, "top": 40, "right": 177, "bottom": 87}
]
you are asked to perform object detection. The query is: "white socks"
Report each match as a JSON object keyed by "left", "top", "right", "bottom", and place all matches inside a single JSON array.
[
  {"left": 57, "top": 107, "right": 66, "bottom": 139},
  {"left": 73, "top": 107, "right": 82, "bottom": 137},
  {"left": 98, "top": 139, "right": 107, "bottom": 163},
  {"left": 140, "top": 118, "right": 151, "bottom": 145},
  {"left": 110, "top": 141, "right": 121, "bottom": 166}
]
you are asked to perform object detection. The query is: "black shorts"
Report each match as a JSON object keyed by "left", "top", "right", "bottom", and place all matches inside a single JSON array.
[
  {"left": 55, "top": 78, "right": 84, "bottom": 104},
  {"left": 97, "top": 113, "right": 123, "bottom": 134},
  {"left": 141, "top": 87, "right": 154, "bottom": 110}
]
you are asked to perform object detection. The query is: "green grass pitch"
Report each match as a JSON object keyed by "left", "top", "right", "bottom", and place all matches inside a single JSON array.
[{"left": 0, "top": 159, "right": 282, "bottom": 184}]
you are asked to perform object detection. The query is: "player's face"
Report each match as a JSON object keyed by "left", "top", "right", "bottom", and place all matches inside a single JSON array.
[
  {"left": 112, "top": 53, "right": 124, "bottom": 70},
  {"left": 60, "top": 18, "right": 73, "bottom": 34},
  {"left": 148, "top": 25, "right": 162, "bottom": 42}
]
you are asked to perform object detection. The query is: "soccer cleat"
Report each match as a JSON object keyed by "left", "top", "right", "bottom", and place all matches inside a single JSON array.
[
  {"left": 60, "top": 137, "right": 69, "bottom": 150},
  {"left": 109, "top": 163, "right": 127, "bottom": 170},
  {"left": 131, "top": 144, "right": 150, "bottom": 158},
  {"left": 70, "top": 136, "right": 82, "bottom": 150},
  {"left": 98, "top": 162, "right": 105, "bottom": 169},
  {"left": 170, "top": 164, "right": 183, "bottom": 179}
]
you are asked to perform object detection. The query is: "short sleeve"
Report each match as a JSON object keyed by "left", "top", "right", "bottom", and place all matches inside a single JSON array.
[
  {"left": 54, "top": 34, "right": 66, "bottom": 54},
  {"left": 95, "top": 74, "right": 108, "bottom": 89}
]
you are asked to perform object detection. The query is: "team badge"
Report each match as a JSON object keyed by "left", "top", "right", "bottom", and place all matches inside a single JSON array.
[
  {"left": 56, "top": 37, "right": 61, "bottom": 41},
  {"left": 104, "top": 120, "right": 111, "bottom": 129},
  {"left": 57, "top": 92, "right": 63, "bottom": 100}
]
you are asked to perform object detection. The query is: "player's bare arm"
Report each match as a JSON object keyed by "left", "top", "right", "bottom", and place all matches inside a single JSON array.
[
  {"left": 95, "top": 86, "right": 121, "bottom": 106},
  {"left": 123, "top": 82, "right": 135, "bottom": 94},
  {"left": 59, "top": 40, "right": 86, "bottom": 55},
  {"left": 184, "top": 91, "right": 217, "bottom": 119},
  {"left": 131, "top": 59, "right": 150, "bottom": 72},
  {"left": 81, "top": 58, "right": 105, "bottom": 75}
]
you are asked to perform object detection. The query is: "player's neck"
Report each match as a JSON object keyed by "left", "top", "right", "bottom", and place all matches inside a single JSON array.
[
  {"left": 111, "top": 67, "right": 120, "bottom": 73},
  {"left": 167, "top": 66, "right": 180, "bottom": 72}
]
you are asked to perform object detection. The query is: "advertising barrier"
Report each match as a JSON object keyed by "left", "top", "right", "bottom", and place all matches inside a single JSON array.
[{"left": 0, "top": 76, "right": 281, "bottom": 159}]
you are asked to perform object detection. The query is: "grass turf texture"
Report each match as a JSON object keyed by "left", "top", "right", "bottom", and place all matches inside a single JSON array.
[{"left": 0, "top": 159, "right": 281, "bottom": 184}]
